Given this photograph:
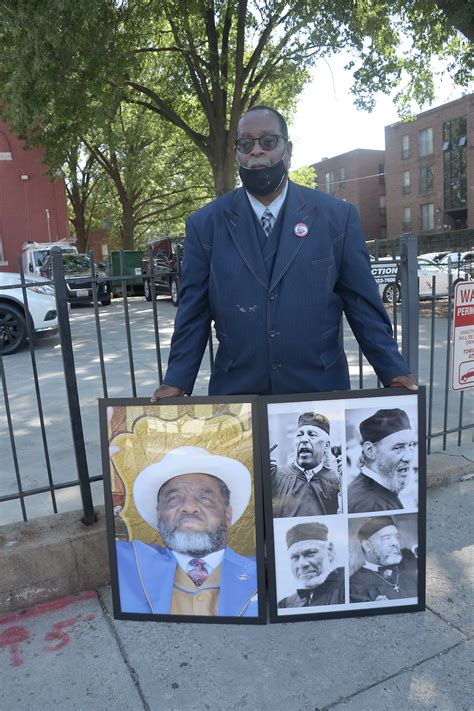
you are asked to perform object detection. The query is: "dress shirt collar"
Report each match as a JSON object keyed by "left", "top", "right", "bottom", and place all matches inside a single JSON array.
[
  {"left": 172, "top": 548, "right": 225, "bottom": 574},
  {"left": 245, "top": 180, "right": 288, "bottom": 223},
  {"left": 363, "top": 560, "right": 381, "bottom": 572},
  {"left": 294, "top": 460, "right": 324, "bottom": 482}
]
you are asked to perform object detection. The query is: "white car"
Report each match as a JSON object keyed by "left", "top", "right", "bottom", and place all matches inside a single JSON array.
[
  {"left": 439, "top": 251, "right": 474, "bottom": 276},
  {"left": 0, "top": 272, "right": 59, "bottom": 355},
  {"left": 381, "top": 258, "right": 470, "bottom": 304}
]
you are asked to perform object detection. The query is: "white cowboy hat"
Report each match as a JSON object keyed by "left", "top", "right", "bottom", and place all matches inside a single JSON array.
[{"left": 133, "top": 446, "right": 252, "bottom": 530}]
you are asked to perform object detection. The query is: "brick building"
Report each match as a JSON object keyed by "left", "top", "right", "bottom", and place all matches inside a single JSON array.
[
  {"left": 0, "top": 118, "right": 69, "bottom": 273},
  {"left": 312, "top": 149, "right": 386, "bottom": 241},
  {"left": 384, "top": 94, "right": 474, "bottom": 240}
]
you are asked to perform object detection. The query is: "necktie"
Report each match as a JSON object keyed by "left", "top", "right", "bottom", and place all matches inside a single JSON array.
[
  {"left": 261, "top": 209, "right": 273, "bottom": 238},
  {"left": 187, "top": 558, "right": 209, "bottom": 587}
]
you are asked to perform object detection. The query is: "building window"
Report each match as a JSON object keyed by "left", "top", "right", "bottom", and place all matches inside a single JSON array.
[
  {"left": 402, "top": 170, "right": 411, "bottom": 194},
  {"left": 419, "top": 166, "right": 434, "bottom": 194},
  {"left": 401, "top": 134, "right": 410, "bottom": 159},
  {"left": 403, "top": 207, "right": 412, "bottom": 232},
  {"left": 339, "top": 167, "right": 346, "bottom": 188},
  {"left": 420, "top": 203, "right": 434, "bottom": 231},
  {"left": 379, "top": 195, "right": 386, "bottom": 215},
  {"left": 418, "top": 127, "right": 433, "bottom": 157},
  {"left": 324, "top": 171, "right": 335, "bottom": 194},
  {"left": 378, "top": 164, "right": 385, "bottom": 185},
  {"left": 380, "top": 226, "right": 387, "bottom": 240},
  {"left": 443, "top": 117, "right": 467, "bottom": 210}
]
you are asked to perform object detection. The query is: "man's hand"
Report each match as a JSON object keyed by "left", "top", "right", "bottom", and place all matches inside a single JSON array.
[
  {"left": 151, "top": 384, "right": 186, "bottom": 402},
  {"left": 387, "top": 373, "right": 418, "bottom": 391}
]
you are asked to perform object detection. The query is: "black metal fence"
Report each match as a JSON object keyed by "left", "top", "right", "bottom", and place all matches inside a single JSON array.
[{"left": 0, "top": 237, "right": 472, "bottom": 525}]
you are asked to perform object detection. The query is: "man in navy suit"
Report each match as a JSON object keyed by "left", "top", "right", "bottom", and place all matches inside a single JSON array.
[{"left": 151, "top": 105, "right": 417, "bottom": 400}]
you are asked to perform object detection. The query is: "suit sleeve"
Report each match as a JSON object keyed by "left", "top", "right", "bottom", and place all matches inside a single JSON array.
[
  {"left": 335, "top": 205, "right": 409, "bottom": 384},
  {"left": 163, "top": 217, "right": 212, "bottom": 393}
]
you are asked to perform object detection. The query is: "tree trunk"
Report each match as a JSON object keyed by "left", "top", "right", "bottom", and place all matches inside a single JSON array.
[
  {"left": 210, "top": 134, "right": 238, "bottom": 195},
  {"left": 68, "top": 184, "right": 88, "bottom": 252},
  {"left": 120, "top": 196, "right": 135, "bottom": 249}
]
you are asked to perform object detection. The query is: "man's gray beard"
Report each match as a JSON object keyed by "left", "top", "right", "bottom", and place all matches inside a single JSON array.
[
  {"left": 376, "top": 550, "right": 403, "bottom": 566},
  {"left": 297, "top": 557, "right": 333, "bottom": 590},
  {"left": 377, "top": 462, "right": 406, "bottom": 493},
  {"left": 158, "top": 519, "right": 228, "bottom": 557}
]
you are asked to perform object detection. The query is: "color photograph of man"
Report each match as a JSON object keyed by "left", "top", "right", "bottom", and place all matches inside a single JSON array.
[
  {"left": 271, "top": 411, "right": 340, "bottom": 518},
  {"left": 349, "top": 516, "right": 418, "bottom": 603},
  {"left": 277, "top": 521, "right": 345, "bottom": 609},
  {"left": 115, "top": 446, "right": 258, "bottom": 618},
  {"left": 347, "top": 407, "right": 417, "bottom": 513}
]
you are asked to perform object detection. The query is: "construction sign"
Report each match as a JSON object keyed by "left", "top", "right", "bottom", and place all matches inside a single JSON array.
[{"left": 452, "top": 281, "right": 474, "bottom": 391}]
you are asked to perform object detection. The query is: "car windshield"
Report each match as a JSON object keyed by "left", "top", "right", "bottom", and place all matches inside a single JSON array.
[{"left": 63, "top": 255, "right": 91, "bottom": 273}]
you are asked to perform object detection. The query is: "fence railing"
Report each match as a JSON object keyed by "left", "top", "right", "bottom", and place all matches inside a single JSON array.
[{"left": 1, "top": 238, "right": 472, "bottom": 525}]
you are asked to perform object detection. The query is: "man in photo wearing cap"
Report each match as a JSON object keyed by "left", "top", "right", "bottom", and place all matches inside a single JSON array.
[
  {"left": 115, "top": 446, "right": 258, "bottom": 617},
  {"left": 272, "top": 412, "right": 340, "bottom": 518},
  {"left": 349, "top": 516, "right": 418, "bottom": 602},
  {"left": 278, "top": 522, "right": 345, "bottom": 608},
  {"left": 348, "top": 408, "right": 416, "bottom": 513}
]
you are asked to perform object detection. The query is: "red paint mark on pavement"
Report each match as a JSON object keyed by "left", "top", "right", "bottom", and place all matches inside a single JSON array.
[
  {"left": 0, "top": 590, "right": 97, "bottom": 626},
  {"left": 42, "top": 616, "right": 82, "bottom": 652},
  {"left": 0, "top": 626, "right": 31, "bottom": 667}
]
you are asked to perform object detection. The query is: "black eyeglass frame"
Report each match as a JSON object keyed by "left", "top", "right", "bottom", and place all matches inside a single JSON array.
[{"left": 234, "top": 134, "right": 288, "bottom": 154}]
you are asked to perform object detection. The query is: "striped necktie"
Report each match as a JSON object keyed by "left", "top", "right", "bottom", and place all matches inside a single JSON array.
[
  {"left": 186, "top": 558, "right": 209, "bottom": 587},
  {"left": 261, "top": 209, "right": 273, "bottom": 238}
]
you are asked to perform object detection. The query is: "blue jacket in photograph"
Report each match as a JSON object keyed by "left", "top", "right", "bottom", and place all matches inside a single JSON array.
[
  {"left": 164, "top": 181, "right": 408, "bottom": 395},
  {"left": 116, "top": 540, "right": 258, "bottom": 617}
]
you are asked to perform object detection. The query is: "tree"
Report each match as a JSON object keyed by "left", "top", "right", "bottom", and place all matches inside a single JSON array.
[
  {"left": 0, "top": 0, "right": 471, "bottom": 197},
  {"left": 62, "top": 147, "right": 104, "bottom": 252}
]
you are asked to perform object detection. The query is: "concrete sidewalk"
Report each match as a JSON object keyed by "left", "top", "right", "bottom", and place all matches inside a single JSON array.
[{"left": 1, "top": 479, "right": 472, "bottom": 711}]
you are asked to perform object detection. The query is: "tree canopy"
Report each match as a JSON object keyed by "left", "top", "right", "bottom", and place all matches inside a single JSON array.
[{"left": 0, "top": 0, "right": 471, "bottom": 199}]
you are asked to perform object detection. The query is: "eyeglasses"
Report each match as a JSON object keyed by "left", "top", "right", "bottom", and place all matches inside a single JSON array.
[{"left": 235, "top": 134, "right": 287, "bottom": 154}]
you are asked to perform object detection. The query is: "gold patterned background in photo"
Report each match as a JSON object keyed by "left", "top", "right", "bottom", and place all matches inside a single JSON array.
[{"left": 107, "top": 402, "right": 256, "bottom": 556}]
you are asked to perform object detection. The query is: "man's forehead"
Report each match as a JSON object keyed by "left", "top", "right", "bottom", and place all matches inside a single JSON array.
[
  {"left": 295, "top": 424, "right": 327, "bottom": 437},
  {"left": 379, "top": 429, "right": 415, "bottom": 446},
  {"left": 237, "top": 110, "right": 281, "bottom": 135},
  {"left": 371, "top": 525, "right": 399, "bottom": 539},
  {"left": 160, "top": 472, "right": 222, "bottom": 492},
  {"left": 289, "top": 539, "right": 327, "bottom": 553}
]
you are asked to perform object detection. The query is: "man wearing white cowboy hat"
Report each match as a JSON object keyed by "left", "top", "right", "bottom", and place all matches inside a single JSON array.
[{"left": 115, "top": 446, "right": 258, "bottom": 617}]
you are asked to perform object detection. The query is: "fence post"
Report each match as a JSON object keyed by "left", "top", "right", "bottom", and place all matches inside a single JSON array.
[
  {"left": 399, "top": 233, "right": 419, "bottom": 379},
  {"left": 51, "top": 247, "right": 96, "bottom": 525}
]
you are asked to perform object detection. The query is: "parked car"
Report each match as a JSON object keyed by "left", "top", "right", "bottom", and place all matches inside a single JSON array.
[
  {"left": 418, "top": 251, "right": 450, "bottom": 263},
  {"left": 142, "top": 238, "right": 182, "bottom": 307},
  {"left": 0, "top": 272, "right": 59, "bottom": 355},
  {"left": 439, "top": 251, "right": 474, "bottom": 277},
  {"left": 381, "top": 258, "right": 470, "bottom": 304},
  {"left": 40, "top": 253, "right": 111, "bottom": 306}
]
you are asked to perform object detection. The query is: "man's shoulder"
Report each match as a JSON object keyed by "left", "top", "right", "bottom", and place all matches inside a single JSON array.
[
  {"left": 350, "top": 565, "right": 373, "bottom": 582},
  {"left": 115, "top": 539, "right": 173, "bottom": 563},
  {"left": 224, "top": 546, "right": 257, "bottom": 569}
]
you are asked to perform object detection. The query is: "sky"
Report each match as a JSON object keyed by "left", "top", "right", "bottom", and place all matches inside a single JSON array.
[{"left": 289, "top": 52, "right": 471, "bottom": 169}]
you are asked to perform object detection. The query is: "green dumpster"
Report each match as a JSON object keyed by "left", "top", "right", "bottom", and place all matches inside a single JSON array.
[{"left": 105, "top": 250, "right": 144, "bottom": 297}]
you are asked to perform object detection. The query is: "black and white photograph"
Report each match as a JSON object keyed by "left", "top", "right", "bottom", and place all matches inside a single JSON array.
[
  {"left": 267, "top": 402, "right": 345, "bottom": 518},
  {"left": 273, "top": 516, "right": 347, "bottom": 615},
  {"left": 261, "top": 389, "right": 425, "bottom": 622},
  {"left": 348, "top": 513, "right": 419, "bottom": 607},
  {"left": 345, "top": 403, "right": 419, "bottom": 514}
]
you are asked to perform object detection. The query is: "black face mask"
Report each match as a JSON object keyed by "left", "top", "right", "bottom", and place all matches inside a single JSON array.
[{"left": 238, "top": 156, "right": 288, "bottom": 196}]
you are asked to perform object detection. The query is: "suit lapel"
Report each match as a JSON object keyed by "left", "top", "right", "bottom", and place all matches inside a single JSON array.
[
  {"left": 223, "top": 188, "right": 269, "bottom": 290},
  {"left": 218, "top": 548, "right": 258, "bottom": 617},
  {"left": 269, "top": 181, "right": 318, "bottom": 292},
  {"left": 133, "top": 541, "right": 176, "bottom": 614}
]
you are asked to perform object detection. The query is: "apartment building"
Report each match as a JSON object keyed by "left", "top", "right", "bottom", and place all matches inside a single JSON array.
[
  {"left": 384, "top": 94, "right": 474, "bottom": 239},
  {"left": 312, "top": 149, "right": 386, "bottom": 241}
]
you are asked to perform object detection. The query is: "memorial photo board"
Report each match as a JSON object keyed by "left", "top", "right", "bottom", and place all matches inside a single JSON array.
[
  {"left": 99, "top": 397, "right": 266, "bottom": 624},
  {"left": 260, "top": 388, "right": 426, "bottom": 622}
]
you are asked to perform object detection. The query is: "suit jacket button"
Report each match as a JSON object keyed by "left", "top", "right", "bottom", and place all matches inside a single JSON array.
[
  {"left": 269, "top": 330, "right": 275, "bottom": 338},
  {"left": 269, "top": 293, "right": 276, "bottom": 300}
]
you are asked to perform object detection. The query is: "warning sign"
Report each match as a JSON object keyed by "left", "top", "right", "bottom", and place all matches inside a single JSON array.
[{"left": 452, "top": 281, "right": 474, "bottom": 391}]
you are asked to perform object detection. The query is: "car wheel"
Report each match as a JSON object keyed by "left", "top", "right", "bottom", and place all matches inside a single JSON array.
[
  {"left": 0, "top": 303, "right": 27, "bottom": 355},
  {"left": 101, "top": 297, "right": 111, "bottom": 306},
  {"left": 143, "top": 278, "right": 154, "bottom": 301},
  {"left": 170, "top": 276, "right": 180, "bottom": 307},
  {"left": 383, "top": 283, "right": 401, "bottom": 305},
  {"left": 452, "top": 278, "right": 466, "bottom": 291}
]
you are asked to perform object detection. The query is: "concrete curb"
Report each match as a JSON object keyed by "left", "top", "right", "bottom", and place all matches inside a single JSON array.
[{"left": 1, "top": 453, "right": 472, "bottom": 615}]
